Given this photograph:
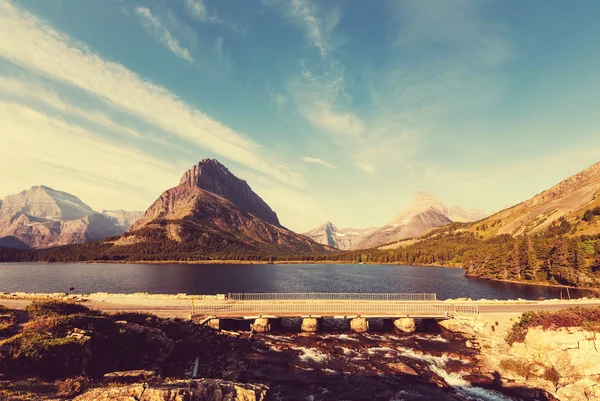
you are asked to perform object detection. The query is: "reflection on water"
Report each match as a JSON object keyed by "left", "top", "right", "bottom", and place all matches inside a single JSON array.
[{"left": 0, "top": 263, "right": 593, "bottom": 300}]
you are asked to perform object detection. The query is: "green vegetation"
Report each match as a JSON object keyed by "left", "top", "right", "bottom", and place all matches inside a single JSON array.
[{"left": 506, "top": 306, "right": 600, "bottom": 345}]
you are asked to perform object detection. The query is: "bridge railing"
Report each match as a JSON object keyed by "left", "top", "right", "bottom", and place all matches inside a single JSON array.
[
  {"left": 228, "top": 292, "right": 437, "bottom": 301},
  {"left": 193, "top": 302, "right": 478, "bottom": 316}
]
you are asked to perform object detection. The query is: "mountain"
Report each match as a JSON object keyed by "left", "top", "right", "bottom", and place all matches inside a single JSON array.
[
  {"left": 352, "top": 208, "right": 452, "bottom": 250},
  {"left": 390, "top": 191, "right": 447, "bottom": 224},
  {"left": 349, "top": 192, "right": 482, "bottom": 250},
  {"left": 303, "top": 222, "right": 378, "bottom": 250},
  {"left": 446, "top": 205, "right": 488, "bottom": 223},
  {"left": 102, "top": 210, "right": 144, "bottom": 231},
  {"left": 109, "top": 159, "right": 332, "bottom": 258},
  {"left": 467, "top": 161, "right": 600, "bottom": 238},
  {"left": 0, "top": 186, "right": 124, "bottom": 249}
]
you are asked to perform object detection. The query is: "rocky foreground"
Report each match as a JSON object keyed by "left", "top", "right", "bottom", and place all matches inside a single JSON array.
[{"left": 0, "top": 300, "right": 599, "bottom": 400}]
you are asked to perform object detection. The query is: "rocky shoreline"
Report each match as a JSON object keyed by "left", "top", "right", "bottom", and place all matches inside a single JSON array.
[{"left": 1, "top": 298, "right": 599, "bottom": 400}]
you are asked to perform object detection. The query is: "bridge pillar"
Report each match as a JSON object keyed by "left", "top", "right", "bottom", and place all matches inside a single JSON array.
[
  {"left": 301, "top": 317, "right": 320, "bottom": 332},
  {"left": 207, "top": 318, "right": 221, "bottom": 330},
  {"left": 251, "top": 318, "right": 271, "bottom": 333},
  {"left": 350, "top": 317, "right": 369, "bottom": 333},
  {"left": 393, "top": 318, "right": 416, "bottom": 333}
]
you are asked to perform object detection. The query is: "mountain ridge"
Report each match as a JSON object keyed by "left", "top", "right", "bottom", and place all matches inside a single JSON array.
[{"left": 0, "top": 186, "right": 126, "bottom": 249}]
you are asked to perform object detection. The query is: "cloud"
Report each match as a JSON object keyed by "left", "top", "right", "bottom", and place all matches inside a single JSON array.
[
  {"left": 302, "top": 157, "right": 336, "bottom": 169},
  {"left": 135, "top": 6, "right": 194, "bottom": 64},
  {"left": 269, "top": 0, "right": 339, "bottom": 57},
  {"left": 0, "top": 1, "right": 297, "bottom": 186},
  {"left": 185, "top": 0, "right": 220, "bottom": 24},
  {"left": 304, "top": 105, "right": 364, "bottom": 136},
  {"left": 355, "top": 163, "right": 375, "bottom": 174},
  {"left": 186, "top": 0, "right": 245, "bottom": 34},
  {"left": 0, "top": 101, "right": 182, "bottom": 211}
]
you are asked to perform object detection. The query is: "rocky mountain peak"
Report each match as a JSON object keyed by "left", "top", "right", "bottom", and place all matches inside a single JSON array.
[
  {"left": 175, "top": 159, "right": 280, "bottom": 226},
  {"left": 391, "top": 191, "right": 447, "bottom": 224},
  {"left": 1, "top": 185, "right": 93, "bottom": 221}
]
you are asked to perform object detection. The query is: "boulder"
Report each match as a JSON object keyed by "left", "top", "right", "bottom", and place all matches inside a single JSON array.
[
  {"left": 103, "top": 370, "right": 158, "bottom": 383},
  {"left": 74, "top": 379, "right": 269, "bottom": 401},
  {"left": 387, "top": 362, "right": 418, "bottom": 376},
  {"left": 350, "top": 318, "right": 369, "bottom": 333},
  {"left": 251, "top": 318, "right": 271, "bottom": 333},
  {"left": 438, "top": 317, "right": 486, "bottom": 334},
  {"left": 393, "top": 318, "right": 416, "bottom": 333},
  {"left": 301, "top": 318, "right": 319, "bottom": 332}
]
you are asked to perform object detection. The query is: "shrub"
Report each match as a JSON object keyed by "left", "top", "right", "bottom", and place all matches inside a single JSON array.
[
  {"left": 6, "top": 333, "right": 87, "bottom": 379},
  {"left": 57, "top": 376, "right": 90, "bottom": 398},
  {"left": 25, "top": 301, "right": 99, "bottom": 318},
  {"left": 110, "top": 312, "right": 157, "bottom": 325},
  {"left": 506, "top": 306, "right": 600, "bottom": 344}
]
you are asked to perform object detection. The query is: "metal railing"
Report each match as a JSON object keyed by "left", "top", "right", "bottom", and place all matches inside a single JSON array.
[
  {"left": 228, "top": 292, "right": 437, "bottom": 301},
  {"left": 193, "top": 302, "right": 477, "bottom": 316}
]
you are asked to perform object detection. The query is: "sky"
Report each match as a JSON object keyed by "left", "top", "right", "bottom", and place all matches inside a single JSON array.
[{"left": 1, "top": 0, "right": 600, "bottom": 233}]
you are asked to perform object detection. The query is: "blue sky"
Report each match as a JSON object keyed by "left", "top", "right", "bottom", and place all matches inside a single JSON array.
[{"left": 1, "top": 0, "right": 600, "bottom": 232}]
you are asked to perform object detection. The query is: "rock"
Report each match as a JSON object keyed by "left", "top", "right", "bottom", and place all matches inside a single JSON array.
[
  {"left": 491, "top": 326, "right": 600, "bottom": 401},
  {"left": 207, "top": 319, "right": 221, "bottom": 330},
  {"left": 438, "top": 316, "right": 486, "bottom": 334},
  {"left": 103, "top": 370, "right": 158, "bottom": 383},
  {"left": 301, "top": 318, "right": 319, "bottom": 332},
  {"left": 350, "top": 317, "right": 369, "bottom": 333},
  {"left": 387, "top": 362, "right": 418, "bottom": 376},
  {"left": 393, "top": 318, "right": 416, "bottom": 333},
  {"left": 123, "top": 323, "right": 175, "bottom": 370},
  {"left": 251, "top": 318, "right": 271, "bottom": 333},
  {"left": 555, "top": 377, "right": 600, "bottom": 401},
  {"left": 74, "top": 379, "right": 269, "bottom": 401}
]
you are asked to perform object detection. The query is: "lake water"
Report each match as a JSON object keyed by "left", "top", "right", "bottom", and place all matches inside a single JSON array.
[{"left": 0, "top": 263, "right": 592, "bottom": 299}]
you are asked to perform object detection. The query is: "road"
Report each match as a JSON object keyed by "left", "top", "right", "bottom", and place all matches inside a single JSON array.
[{"left": 2, "top": 296, "right": 599, "bottom": 319}]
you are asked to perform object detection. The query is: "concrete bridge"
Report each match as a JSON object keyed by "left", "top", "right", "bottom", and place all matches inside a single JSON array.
[{"left": 191, "top": 292, "right": 479, "bottom": 333}]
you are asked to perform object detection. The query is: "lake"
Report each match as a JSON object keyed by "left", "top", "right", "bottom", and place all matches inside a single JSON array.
[{"left": 0, "top": 263, "right": 591, "bottom": 299}]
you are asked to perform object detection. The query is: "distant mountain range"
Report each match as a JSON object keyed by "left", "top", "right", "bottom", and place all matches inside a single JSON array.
[
  {"left": 303, "top": 222, "right": 378, "bottom": 250},
  {"left": 0, "top": 186, "right": 142, "bottom": 249},
  {"left": 0, "top": 159, "right": 332, "bottom": 261},
  {"left": 305, "top": 191, "right": 488, "bottom": 250}
]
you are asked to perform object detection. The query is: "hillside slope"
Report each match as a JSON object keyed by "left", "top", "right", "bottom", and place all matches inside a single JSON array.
[{"left": 468, "top": 162, "right": 600, "bottom": 238}]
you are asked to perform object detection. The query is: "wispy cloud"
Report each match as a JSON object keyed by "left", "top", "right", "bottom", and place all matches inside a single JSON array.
[
  {"left": 355, "top": 163, "right": 375, "bottom": 174},
  {"left": 135, "top": 6, "right": 194, "bottom": 64},
  {"left": 268, "top": 0, "right": 339, "bottom": 57},
  {"left": 0, "top": 101, "right": 182, "bottom": 211},
  {"left": 185, "top": 0, "right": 220, "bottom": 24},
  {"left": 186, "top": 0, "right": 245, "bottom": 34},
  {"left": 302, "top": 157, "right": 336, "bottom": 168},
  {"left": 0, "top": 1, "right": 297, "bottom": 186}
]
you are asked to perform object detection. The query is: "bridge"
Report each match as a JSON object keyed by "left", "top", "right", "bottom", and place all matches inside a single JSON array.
[{"left": 191, "top": 292, "right": 478, "bottom": 333}]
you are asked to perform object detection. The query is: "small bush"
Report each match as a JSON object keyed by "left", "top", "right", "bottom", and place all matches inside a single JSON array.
[
  {"left": 110, "top": 312, "right": 157, "bottom": 325},
  {"left": 25, "top": 301, "right": 99, "bottom": 318},
  {"left": 499, "top": 359, "right": 532, "bottom": 378},
  {"left": 506, "top": 306, "right": 600, "bottom": 344},
  {"left": 57, "top": 376, "right": 90, "bottom": 398}
]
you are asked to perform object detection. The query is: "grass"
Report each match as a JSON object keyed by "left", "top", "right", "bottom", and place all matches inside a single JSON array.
[
  {"left": 506, "top": 306, "right": 600, "bottom": 345},
  {"left": 499, "top": 359, "right": 561, "bottom": 386}
]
